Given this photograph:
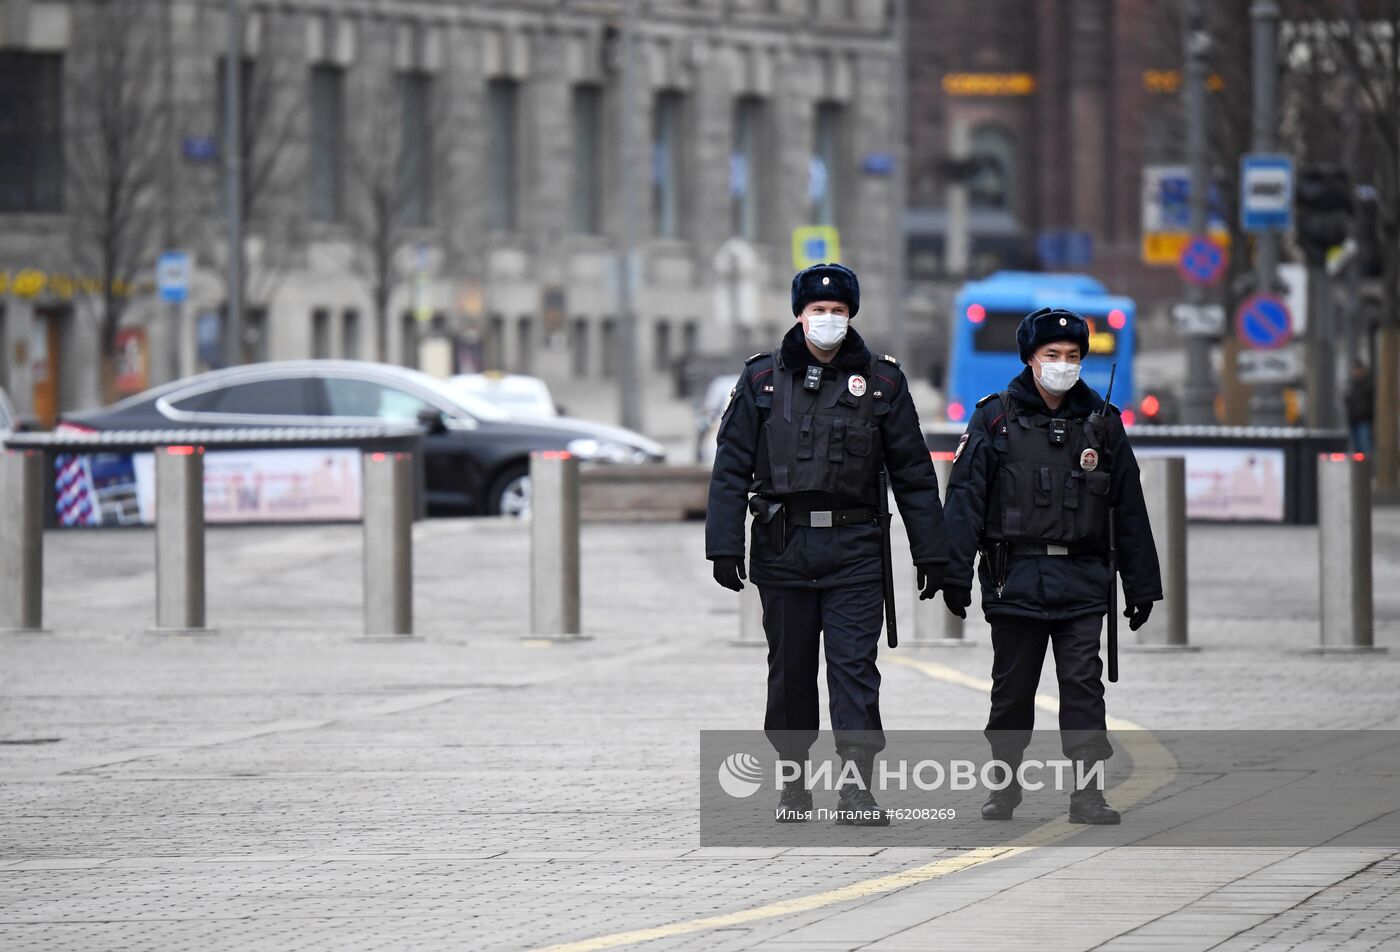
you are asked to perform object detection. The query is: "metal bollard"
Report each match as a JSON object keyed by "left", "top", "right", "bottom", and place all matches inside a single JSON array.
[
  {"left": 0, "top": 450, "right": 46, "bottom": 633},
  {"left": 1315, "top": 453, "right": 1384, "bottom": 653},
  {"left": 910, "top": 452, "right": 972, "bottom": 647},
  {"left": 1133, "top": 456, "right": 1196, "bottom": 651},
  {"left": 529, "top": 451, "right": 583, "bottom": 639},
  {"left": 152, "top": 445, "right": 211, "bottom": 634},
  {"left": 362, "top": 451, "right": 414, "bottom": 638}
]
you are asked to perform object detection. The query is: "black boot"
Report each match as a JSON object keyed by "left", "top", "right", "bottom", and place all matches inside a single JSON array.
[
  {"left": 833, "top": 746, "right": 891, "bottom": 827},
  {"left": 1068, "top": 756, "right": 1121, "bottom": 825},
  {"left": 980, "top": 760, "right": 1023, "bottom": 820},
  {"left": 775, "top": 778, "right": 813, "bottom": 822}
]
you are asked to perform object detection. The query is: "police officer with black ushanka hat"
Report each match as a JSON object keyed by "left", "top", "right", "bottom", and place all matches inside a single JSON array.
[
  {"left": 706, "top": 263, "right": 947, "bottom": 827},
  {"left": 941, "top": 306, "right": 1162, "bottom": 825}
]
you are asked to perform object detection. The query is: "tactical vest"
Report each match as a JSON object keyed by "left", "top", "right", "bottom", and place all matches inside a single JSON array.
[
  {"left": 757, "top": 354, "right": 882, "bottom": 500},
  {"left": 985, "top": 392, "right": 1112, "bottom": 549}
]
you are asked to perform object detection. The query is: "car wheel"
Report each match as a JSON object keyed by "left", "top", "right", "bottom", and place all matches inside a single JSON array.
[{"left": 488, "top": 464, "right": 531, "bottom": 518}]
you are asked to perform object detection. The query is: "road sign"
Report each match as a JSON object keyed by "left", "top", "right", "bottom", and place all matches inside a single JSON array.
[
  {"left": 1241, "top": 153, "right": 1294, "bottom": 232},
  {"left": 791, "top": 225, "right": 841, "bottom": 271},
  {"left": 1172, "top": 302, "right": 1226, "bottom": 336},
  {"left": 1237, "top": 346, "right": 1301, "bottom": 384},
  {"left": 1141, "top": 165, "right": 1230, "bottom": 265},
  {"left": 156, "top": 251, "right": 192, "bottom": 304},
  {"left": 1177, "top": 236, "right": 1228, "bottom": 286},
  {"left": 1235, "top": 293, "right": 1293, "bottom": 350}
]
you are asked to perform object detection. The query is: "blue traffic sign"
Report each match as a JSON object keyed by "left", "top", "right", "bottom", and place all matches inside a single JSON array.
[
  {"left": 1177, "top": 236, "right": 1228, "bottom": 286},
  {"left": 157, "top": 251, "right": 192, "bottom": 304},
  {"left": 1241, "top": 153, "right": 1294, "bottom": 232},
  {"left": 1235, "top": 293, "right": 1292, "bottom": 350}
]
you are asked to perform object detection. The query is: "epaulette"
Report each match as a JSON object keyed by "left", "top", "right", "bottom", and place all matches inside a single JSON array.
[
  {"left": 1104, "top": 401, "right": 1121, "bottom": 415},
  {"left": 744, "top": 352, "right": 768, "bottom": 365},
  {"left": 975, "top": 392, "right": 1000, "bottom": 408},
  {"left": 877, "top": 353, "right": 899, "bottom": 367}
]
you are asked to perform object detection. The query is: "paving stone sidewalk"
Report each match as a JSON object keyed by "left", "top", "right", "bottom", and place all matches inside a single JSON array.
[{"left": 2, "top": 511, "right": 1398, "bottom": 950}]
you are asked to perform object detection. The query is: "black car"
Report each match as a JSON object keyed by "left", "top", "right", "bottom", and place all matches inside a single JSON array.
[{"left": 57, "top": 361, "right": 665, "bottom": 516}]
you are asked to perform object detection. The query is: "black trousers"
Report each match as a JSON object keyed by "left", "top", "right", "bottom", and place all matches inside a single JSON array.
[
  {"left": 984, "top": 612, "right": 1113, "bottom": 762},
  {"left": 759, "top": 582, "right": 885, "bottom": 758}
]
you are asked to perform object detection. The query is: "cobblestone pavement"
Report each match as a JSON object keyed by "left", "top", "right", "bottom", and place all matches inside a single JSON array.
[{"left": 2, "top": 510, "right": 1399, "bottom": 950}]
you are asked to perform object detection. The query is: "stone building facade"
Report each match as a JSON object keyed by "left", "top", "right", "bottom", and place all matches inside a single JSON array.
[{"left": 0, "top": 0, "right": 899, "bottom": 427}]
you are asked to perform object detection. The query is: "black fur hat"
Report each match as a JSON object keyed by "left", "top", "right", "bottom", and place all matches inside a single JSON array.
[
  {"left": 791, "top": 263, "right": 860, "bottom": 318},
  {"left": 1016, "top": 306, "right": 1090, "bottom": 363}
]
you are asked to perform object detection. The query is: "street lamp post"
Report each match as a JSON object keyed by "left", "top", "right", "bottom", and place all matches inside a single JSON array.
[
  {"left": 1248, "top": 0, "right": 1288, "bottom": 426},
  {"left": 1179, "top": 0, "right": 1215, "bottom": 426},
  {"left": 223, "top": 0, "right": 244, "bottom": 367}
]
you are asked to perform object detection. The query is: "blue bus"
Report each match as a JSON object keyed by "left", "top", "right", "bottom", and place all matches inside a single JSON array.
[{"left": 944, "top": 271, "right": 1137, "bottom": 425}]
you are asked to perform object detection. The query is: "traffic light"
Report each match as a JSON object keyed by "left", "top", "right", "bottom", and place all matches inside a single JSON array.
[{"left": 1295, "top": 165, "right": 1353, "bottom": 265}]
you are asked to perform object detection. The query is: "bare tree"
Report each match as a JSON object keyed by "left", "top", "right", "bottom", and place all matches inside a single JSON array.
[
  {"left": 342, "top": 66, "right": 460, "bottom": 363},
  {"left": 191, "top": 5, "right": 307, "bottom": 364},
  {"left": 66, "top": 0, "right": 163, "bottom": 401},
  {"left": 1320, "top": 0, "right": 1400, "bottom": 490}
]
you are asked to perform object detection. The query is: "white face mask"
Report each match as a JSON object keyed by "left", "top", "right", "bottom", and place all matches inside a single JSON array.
[
  {"left": 1034, "top": 357, "right": 1081, "bottom": 396},
  {"left": 804, "top": 312, "right": 849, "bottom": 351}
]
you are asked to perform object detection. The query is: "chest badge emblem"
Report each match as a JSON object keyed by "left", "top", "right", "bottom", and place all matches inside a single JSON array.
[
  {"left": 847, "top": 374, "right": 867, "bottom": 397},
  {"left": 1079, "top": 448, "right": 1099, "bottom": 472}
]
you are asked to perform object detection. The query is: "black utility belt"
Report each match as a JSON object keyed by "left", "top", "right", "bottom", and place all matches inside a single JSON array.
[
  {"left": 787, "top": 507, "right": 877, "bottom": 528},
  {"left": 1005, "top": 542, "right": 1103, "bottom": 558}
]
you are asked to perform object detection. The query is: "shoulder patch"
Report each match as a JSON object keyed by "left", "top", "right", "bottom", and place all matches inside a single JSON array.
[
  {"left": 744, "top": 352, "right": 768, "bottom": 365},
  {"left": 877, "top": 353, "right": 900, "bottom": 367},
  {"left": 975, "top": 392, "right": 1000, "bottom": 408}
]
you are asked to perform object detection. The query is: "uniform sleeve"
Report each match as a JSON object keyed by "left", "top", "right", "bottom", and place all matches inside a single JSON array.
[
  {"left": 877, "top": 367, "right": 947, "bottom": 567},
  {"left": 940, "top": 402, "right": 998, "bottom": 589},
  {"left": 1107, "top": 418, "right": 1164, "bottom": 605},
  {"left": 704, "top": 370, "right": 759, "bottom": 560}
]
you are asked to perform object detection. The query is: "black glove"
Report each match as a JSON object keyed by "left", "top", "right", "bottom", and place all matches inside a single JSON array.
[
  {"left": 943, "top": 585, "right": 972, "bottom": 619},
  {"left": 712, "top": 557, "right": 746, "bottom": 592},
  {"left": 915, "top": 562, "right": 944, "bottom": 600},
  {"left": 1125, "top": 602, "right": 1152, "bottom": 631}
]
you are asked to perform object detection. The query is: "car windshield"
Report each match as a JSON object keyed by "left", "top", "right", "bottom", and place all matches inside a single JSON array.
[{"left": 396, "top": 368, "right": 510, "bottom": 421}]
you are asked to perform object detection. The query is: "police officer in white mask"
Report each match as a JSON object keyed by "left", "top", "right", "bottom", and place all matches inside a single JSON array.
[
  {"left": 940, "top": 307, "right": 1162, "bottom": 825},
  {"left": 705, "top": 263, "right": 947, "bottom": 826}
]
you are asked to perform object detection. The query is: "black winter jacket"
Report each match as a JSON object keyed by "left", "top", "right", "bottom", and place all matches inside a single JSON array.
[
  {"left": 941, "top": 368, "right": 1163, "bottom": 620},
  {"left": 705, "top": 324, "right": 947, "bottom": 588}
]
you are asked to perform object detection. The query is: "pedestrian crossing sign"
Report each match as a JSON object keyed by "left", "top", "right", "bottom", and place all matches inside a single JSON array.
[{"left": 792, "top": 226, "right": 842, "bottom": 271}]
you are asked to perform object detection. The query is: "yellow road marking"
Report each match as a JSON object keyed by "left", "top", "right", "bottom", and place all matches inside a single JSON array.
[{"left": 528, "top": 652, "right": 1177, "bottom": 952}]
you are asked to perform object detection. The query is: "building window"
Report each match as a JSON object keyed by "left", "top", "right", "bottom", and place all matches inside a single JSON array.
[
  {"left": 397, "top": 72, "right": 432, "bottom": 227},
  {"left": 341, "top": 309, "right": 360, "bottom": 360},
  {"left": 652, "top": 91, "right": 686, "bottom": 238},
  {"left": 571, "top": 317, "right": 589, "bottom": 377},
  {"left": 400, "top": 312, "right": 418, "bottom": 368},
  {"left": 571, "top": 84, "right": 603, "bottom": 234},
  {"left": 969, "top": 123, "right": 1016, "bottom": 211},
  {"left": 654, "top": 320, "right": 672, "bottom": 370},
  {"left": 215, "top": 56, "right": 254, "bottom": 161},
  {"left": 311, "top": 308, "right": 331, "bottom": 358},
  {"left": 811, "top": 101, "right": 845, "bottom": 226},
  {"left": 309, "top": 65, "right": 344, "bottom": 222},
  {"left": 731, "top": 96, "right": 766, "bottom": 240},
  {"left": 600, "top": 318, "right": 617, "bottom": 378},
  {"left": 245, "top": 308, "right": 269, "bottom": 363},
  {"left": 488, "top": 78, "right": 520, "bottom": 232},
  {"left": 486, "top": 314, "right": 506, "bottom": 369},
  {"left": 681, "top": 319, "right": 699, "bottom": 358},
  {"left": 516, "top": 317, "right": 534, "bottom": 374},
  {"left": 0, "top": 53, "right": 63, "bottom": 212}
]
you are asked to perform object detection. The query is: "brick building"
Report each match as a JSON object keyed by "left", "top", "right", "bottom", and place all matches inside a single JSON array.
[{"left": 904, "top": 0, "right": 1184, "bottom": 305}]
